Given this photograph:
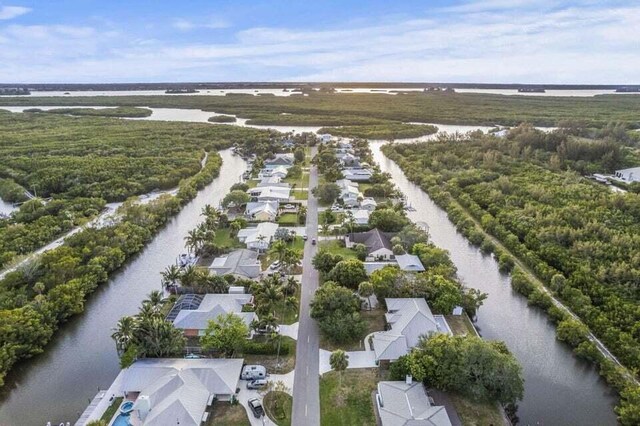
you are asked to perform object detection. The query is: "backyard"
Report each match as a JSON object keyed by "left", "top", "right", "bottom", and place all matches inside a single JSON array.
[{"left": 318, "top": 239, "right": 358, "bottom": 260}]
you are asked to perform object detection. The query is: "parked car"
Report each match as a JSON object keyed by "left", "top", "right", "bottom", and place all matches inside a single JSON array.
[
  {"left": 248, "top": 398, "right": 265, "bottom": 418},
  {"left": 331, "top": 205, "right": 343, "bottom": 212},
  {"left": 255, "top": 324, "right": 280, "bottom": 335},
  {"left": 269, "top": 261, "right": 281, "bottom": 270},
  {"left": 247, "top": 379, "right": 269, "bottom": 390},
  {"left": 303, "top": 235, "right": 308, "bottom": 241},
  {"left": 311, "top": 238, "right": 317, "bottom": 245},
  {"left": 241, "top": 365, "right": 267, "bottom": 380}
]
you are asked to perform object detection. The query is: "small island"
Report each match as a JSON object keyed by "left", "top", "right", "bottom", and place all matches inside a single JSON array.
[
  {"left": 208, "top": 115, "right": 237, "bottom": 123},
  {"left": 518, "top": 87, "right": 546, "bottom": 93},
  {"left": 615, "top": 87, "right": 640, "bottom": 93},
  {"left": 0, "top": 87, "right": 30, "bottom": 96},
  {"left": 165, "top": 88, "right": 199, "bottom": 94}
]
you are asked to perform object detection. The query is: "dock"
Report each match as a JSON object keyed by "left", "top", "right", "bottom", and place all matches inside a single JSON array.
[{"left": 74, "top": 390, "right": 107, "bottom": 426}]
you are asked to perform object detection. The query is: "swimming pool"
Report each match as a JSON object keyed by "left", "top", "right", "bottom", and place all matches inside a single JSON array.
[{"left": 111, "top": 413, "right": 131, "bottom": 426}]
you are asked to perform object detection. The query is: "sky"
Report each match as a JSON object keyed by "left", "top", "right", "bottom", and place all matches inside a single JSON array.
[{"left": 0, "top": 0, "right": 638, "bottom": 84}]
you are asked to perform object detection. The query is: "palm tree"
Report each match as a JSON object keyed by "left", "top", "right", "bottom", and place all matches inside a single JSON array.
[
  {"left": 345, "top": 210, "right": 356, "bottom": 234},
  {"left": 134, "top": 317, "right": 185, "bottom": 358},
  {"left": 254, "top": 278, "right": 284, "bottom": 316},
  {"left": 184, "top": 229, "right": 204, "bottom": 253},
  {"left": 230, "top": 220, "right": 242, "bottom": 237},
  {"left": 269, "top": 239, "right": 289, "bottom": 264},
  {"left": 143, "top": 290, "right": 164, "bottom": 313},
  {"left": 161, "top": 265, "right": 181, "bottom": 288},
  {"left": 358, "top": 281, "right": 374, "bottom": 311},
  {"left": 179, "top": 264, "right": 199, "bottom": 288},
  {"left": 112, "top": 316, "right": 137, "bottom": 355},
  {"left": 281, "top": 276, "right": 298, "bottom": 296},
  {"left": 282, "top": 248, "right": 301, "bottom": 274},
  {"left": 330, "top": 350, "right": 349, "bottom": 386}
]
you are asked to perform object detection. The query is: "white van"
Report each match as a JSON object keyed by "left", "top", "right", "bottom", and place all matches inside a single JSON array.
[{"left": 241, "top": 365, "right": 267, "bottom": 380}]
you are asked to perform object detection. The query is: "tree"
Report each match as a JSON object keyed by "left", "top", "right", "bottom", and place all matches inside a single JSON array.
[
  {"left": 294, "top": 148, "right": 305, "bottom": 163},
  {"left": 313, "top": 183, "right": 341, "bottom": 204},
  {"left": 330, "top": 349, "right": 349, "bottom": 386},
  {"left": 269, "top": 239, "right": 289, "bottom": 264},
  {"left": 143, "top": 290, "right": 164, "bottom": 313},
  {"left": 133, "top": 316, "right": 185, "bottom": 358},
  {"left": 111, "top": 316, "right": 137, "bottom": 354},
  {"left": 358, "top": 281, "right": 374, "bottom": 310},
  {"left": 369, "top": 208, "right": 409, "bottom": 232},
  {"left": 353, "top": 243, "right": 368, "bottom": 261},
  {"left": 310, "top": 281, "right": 361, "bottom": 319},
  {"left": 392, "top": 244, "right": 406, "bottom": 255},
  {"left": 161, "top": 264, "right": 181, "bottom": 288},
  {"left": 397, "top": 334, "right": 524, "bottom": 405},
  {"left": 222, "top": 190, "right": 250, "bottom": 208},
  {"left": 184, "top": 228, "right": 204, "bottom": 253},
  {"left": 253, "top": 277, "right": 284, "bottom": 316},
  {"left": 318, "top": 311, "right": 367, "bottom": 343},
  {"left": 328, "top": 258, "right": 368, "bottom": 289},
  {"left": 312, "top": 250, "right": 343, "bottom": 274},
  {"left": 200, "top": 313, "right": 249, "bottom": 357}
]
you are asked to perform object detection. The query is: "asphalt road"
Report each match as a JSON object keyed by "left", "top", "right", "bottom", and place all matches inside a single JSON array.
[{"left": 291, "top": 147, "right": 321, "bottom": 426}]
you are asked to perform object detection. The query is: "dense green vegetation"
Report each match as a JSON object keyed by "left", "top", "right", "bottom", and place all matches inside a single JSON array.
[
  {"left": 208, "top": 115, "right": 237, "bottom": 123},
  {"left": 23, "top": 107, "right": 152, "bottom": 117},
  {"left": 0, "top": 178, "right": 27, "bottom": 203},
  {"left": 245, "top": 113, "right": 390, "bottom": 126},
  {"left": 383, "top": 125, "right": 640, "bottom": 424},
  {"left": 318, "top": 123, "right": 438, "bottom": 140},
  {"left": 3, "top": 91, "right": 640, "bottom": 127}
]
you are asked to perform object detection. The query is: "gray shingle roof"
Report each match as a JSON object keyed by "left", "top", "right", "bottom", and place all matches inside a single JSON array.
[
  {"left": 208, "top": 249, "right": 261, "bottom": 279},
  {"left": 377, "top": 381, "right": 452, "bottom": 426},
  {"left": 349, "top": 229, "right": 395, "bottom": 255}
]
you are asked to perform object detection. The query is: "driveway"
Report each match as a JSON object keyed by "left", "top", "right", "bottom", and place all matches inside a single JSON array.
[
  {"left": 237, "top": 371, "right": 295, "bottom": 426},
  {"left": 291, "top": 146, "right": 321, "bottom": 426},
  {"left": 319, "top": 349, "right": 377, "bottom": 374}
]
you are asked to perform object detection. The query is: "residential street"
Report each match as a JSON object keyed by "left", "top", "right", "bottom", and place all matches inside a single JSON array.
[{"left": 291, "top": 147, "right": 321, "bottom": 426}]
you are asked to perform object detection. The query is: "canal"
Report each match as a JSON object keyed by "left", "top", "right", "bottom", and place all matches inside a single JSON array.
[
  {"left": 0, "top": 106, "right": 619, "bottom": 425},
  {"left": 370, "top": 141, "right": 618, "bottom": 426},
  {"left": 0, "top": 149, "right": 247, "bottom": 426}
]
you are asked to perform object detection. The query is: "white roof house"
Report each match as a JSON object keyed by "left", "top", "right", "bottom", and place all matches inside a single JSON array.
[
  {"left": 208, "top": 249, "right": 261, "bottom": 279},
  {"left": 248, "top": 186, "right": 291, "bottom": 203},
  {"left": 376, "top": 380, "right": 452, "bottom": 426},
  {"left": 360, "top": 197, "right": 377, "bottom": 211},
  {"left": 270, "top": 165, "right": 289, "bottom": 178},
  {"left": 237, "top": 222, "right": 280, "bottom": 251},
  {"left": 337, "top": 179, "right": 361, "bottom": 207},
  {"left": 373, "top": 298, "right": 449, "bottom": 361},
  {"left": 118, "top": 358, "right": 244, "bottom": 425},
  {"left": 395, "top": 254, "right": 426, "bottom": 272},
  {"left": 342, "top": 168, "right": 373, "bottom": 182},
  {"left": 169, "top": 293, "right": 257, "bottom": 336},
  {"left": 258, "top": 175, "right": 282, "bottom": 185},
  {"left": 319, "top": 134, "right": 332, "bottom": 143},
  {"left": 245, "top": 201, "right": 279, "bottom": 221},
  {"left": 614, "top": 167, "right": 640, "bottom": 183},
  {"left": 347, "top": 209, "right": 370, "bottom": 226}
]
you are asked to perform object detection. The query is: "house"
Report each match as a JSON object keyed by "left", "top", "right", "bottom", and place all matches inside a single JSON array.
[
  {"left": 237, "top": 222, "right": 280, "bottom": 251},
  {"left": 167, "top": 293, "right": 257, "bottom": 337},
  {"left": 614, "top": 167, "right": 640, "bottom": 183},
  {"left": 376, "top": 380, "right": 452, "bottom": 426},
  {"left": 281, "top": 139, "right": 296, "bottom": 149},
  {"left": 319, "top": 134, "right": 332, "bottom": 143},
  {"left": 346, "top": 229, "right": 395, "bottom": 261},
  {"left": 337, "top": 179, "right": 362, "bottom": 207},
  {"left": 360, "top": 197, "right": 377, "bottom": 211},
  {"left": 270, "top": 165, "right": 289, "bottom": 179},
  {"left": 248, "top": 186, "right": 291, "bottom": 203},
  {"left": 337, "top": 141, "right": 352, "bottom": 149},
  {"left": 208, "top": 249, "right": 261, "bottom": 280},
  {"left": 264, "top": 153, "right": 294, "bottom": 169},
  {"left": 245, "top": 201, "right": 279, "bottom": 221},
  {"left": 114, "top": 358, "right": 244, "bottom": 425},
  {"left": 258, "top": 175, "right": 282, "bottom": 185},
  {"left": 346, "top": 209, "right": 370, "bottom": 226},
  {"left": 373, "top": 298, "right": 451, "bottom": 362},
  {"left": 339, "top": 153, "right": 361, "bottom": 167},
  {"left": 395, "top": 254, "right": 425, "bottom": 272},
  {"left": 342, "top": 168, "right": 374, "bottom": 182},
  {"left": 364, "top": 261, "right": 397, "bottom": 275}
]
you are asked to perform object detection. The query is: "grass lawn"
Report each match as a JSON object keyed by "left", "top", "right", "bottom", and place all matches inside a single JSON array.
[
  {"left": 243, "top": 336, "right": 297, "bottom": 374},
  {"left": 444, "top": 314, "right": 477, "bottom": 336},
  {"left": 292, "top": 189, "right": 308, "bottom": 200},
  {"left": 260, "top": 237, "right": 305, "bottom": 269},
  {"left": 320, "top": 308, "right": 386, "bottom": 351},
  {"left": 319, "top": 239, "right": 357, "bottom": 259},
  {"left": 263, "top": 391, "right": 292, "bottom": 426},
  {"left": 99, "top": 397, "right": 123, "bottom": 422},
  {"left": 283, "top": 171, "right": 309, "bottom": 187},
  {"left": 208, "top": 401, "right": 250, "bottom": 426},
  {"left": 278, "top": 212, "right": 299, "bottom": 225},
  {"left": 449, "top": 393, "right": 505, "bottom": 426},
  {"left": 245, "top": 179, "right": 258, "bottom": 188},
  {"left": 320, "top": 369, "right": 385, "bottom": 426},
  {"left": 213, "top": 228, "right": 243, "bottom": 248}
]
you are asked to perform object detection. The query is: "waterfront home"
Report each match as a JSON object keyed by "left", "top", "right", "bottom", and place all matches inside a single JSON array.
[
  {"left": 258, "top": 165, "right": 288, "bottom": 179},
  {"left": 208, "top": 249, "right": 261, "bottom": 280},
  {"left": 342, "top": 168, "right": 374, "bottom": 182},
  {"left": 245, "top": 201, "right": 279, "bottom": 222},
  {"left": 167, "top": 293, "right": 257, "bottom": 337},
  {"left": 373, "top": 298, "right": 451, "bottom": 363},
  {"left": 347, "top": 209, "right": 371, "bottom": 226},
  {"left": 376, "top": 379, "right": 452, "bottom": 426},
  {"left": 94, "top": 358, "right": 244, "bottom": 425},
  {"left": 339, "top": 152, "right": 361, "bottom": 167},
  {"left": 395, "top": 254, "right": 425, "bottom": 272},
  {"left": 337, "top": 179, "right": 362, "bottom": 207},
  {"left": 264, "top": 153, "right": 294, "bottom": 169},
  {"left": 360, "top": 197, "right": 377, "bottom": 211},
  {"left": 237, "top": 222, "right": 280, "bottom": 251},
  {"left": 346, "top": 228, "right": 395, "bottom": 261},
  {"left": 614, "top": 166, "right": 640, "bottom": 183},
  {"left": 248, "top": 185, "right": 291, "bottom": 203}
]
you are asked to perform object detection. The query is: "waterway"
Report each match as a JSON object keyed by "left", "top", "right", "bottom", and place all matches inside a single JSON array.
[
  {"left": 369, "top": 141, "right": 619, "bottom": 426},
  {"left": 0, "top": 198, "right": 16, "bottom": 216},
  {"left": 0, "top": 108, "right": 620, "bottom": 425},
  {"left": 0, "top": 149, "right": 247, "bottom": 426}
]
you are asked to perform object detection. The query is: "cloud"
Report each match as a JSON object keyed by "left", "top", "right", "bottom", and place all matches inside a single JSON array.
[
  {"left": 0, "top": 1, "right": 639, "bottom": 83},
  {"left": 172, "top": 17, "right": 230, "bottom": 31},
  {"left": 0, "top": 5, "right": 31, "bottom": 20}
]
